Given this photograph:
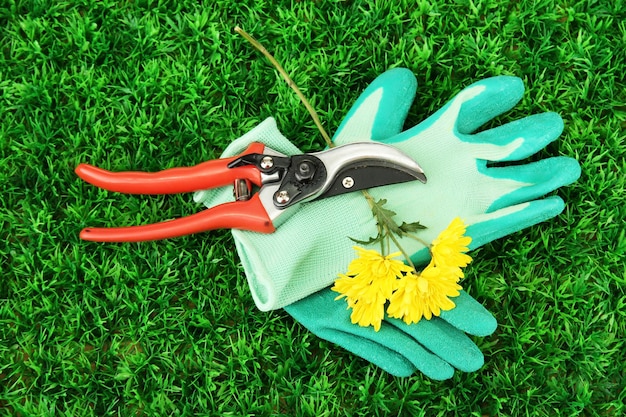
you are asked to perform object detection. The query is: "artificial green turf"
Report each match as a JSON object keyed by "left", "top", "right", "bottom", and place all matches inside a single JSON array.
[{"left": 1, "top": 0, "right": 625, "bottom": 415}]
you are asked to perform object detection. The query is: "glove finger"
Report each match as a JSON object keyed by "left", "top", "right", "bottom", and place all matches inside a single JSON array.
[
  {"left": 466, "top": 196, "right": 567, "bottom": 249},
  {"left": 468, "top": 112, "right": 564, "bottom": 162},
  {"left": 285, "top": 290, "right": 456, "bottom": 379},
  {"left": 310, "top": 327, "right": 418, "bottom": 377},
  {"left": 316, "top": 326, "right": 457, "bottom": 379},
  {"left": 378, "top": 76, "right": 524, "bottom": 147},
  {"left": 455, "top": 76, "right": 525, "bottom": 134},
  {"left": 485, "top": 156, "right": 581, "bottom": 211},
  {"left": 439, "top": 291, "right": 497, "bottom": 337},
  {"left": 333, "top": 68, "right": 417, "bottom": 145},
  {"left": 387, "top": 314, "right": 485, "bottom": 373}
]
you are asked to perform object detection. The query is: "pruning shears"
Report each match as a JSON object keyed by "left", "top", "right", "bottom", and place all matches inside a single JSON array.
[{"left": 76, "top": 142, "right": 427, "bottom": 242}]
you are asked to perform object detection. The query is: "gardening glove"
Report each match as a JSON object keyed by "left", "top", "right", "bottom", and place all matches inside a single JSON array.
[
  {"left": 196, "top": 74, "right": 493, "bottom": 379},
  {"left": 195, "top": 68, "right": 581, "bottom": 311},
  {"left": 195, "top": 68, "right": 580, "bottom": 378}
]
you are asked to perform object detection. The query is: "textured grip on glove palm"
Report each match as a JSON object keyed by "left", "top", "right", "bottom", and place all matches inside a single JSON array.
[{"left": 285, "top": 289, "right": 495, "bottom": 379}]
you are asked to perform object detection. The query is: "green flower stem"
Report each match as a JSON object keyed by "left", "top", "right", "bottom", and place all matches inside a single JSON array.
[
  {"left": 361, "top": 190, "right": 385, "bottom": 254},
  {"left": 362, "top": 190, "right": 419, "bottom": 271},
  {"left": 405, "top": 233, "right": 432, "bottom": 252},
  {"left": 387, "top": 227, "right": 418, "bottom": 272},
  {"left": 235, "top": 26, "right": 334, "bottom": 148}
]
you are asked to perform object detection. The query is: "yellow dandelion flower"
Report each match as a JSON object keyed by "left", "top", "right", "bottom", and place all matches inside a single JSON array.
[
  {"left": 348, "top": 247, "right": 413, "bottom": 281},
  {"left": 431, "top": 217, "right": 472, "bottom": 274},
  {"left": 350, "top": 298, "right": 386, "bottom": 331},
  {"left": 333, "top": 273, "right": 367, "bottom": 303},
  {"left": 333, "top": 216, "right": 474, "bottom": 329},
  {"left": 387, "top": 263, "right": 462, "bottom": 325},
  {"left": 332, "top": 273, "right": 389, "bottom": 332},
  {"left": 333, "top": 273, "right": 387, "bottom": 306},
  {"left": 332, "top": 247, "right": 410, "bottom": 331}
]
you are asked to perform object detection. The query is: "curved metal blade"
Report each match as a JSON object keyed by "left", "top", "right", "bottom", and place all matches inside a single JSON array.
[{"left": 311, "top": 142, "right": 427, "bottom": 200}]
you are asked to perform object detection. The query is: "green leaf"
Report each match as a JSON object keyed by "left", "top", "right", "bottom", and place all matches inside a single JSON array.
[
  {"left": 399, "top": 221, "right": 427, "bottom": 234},
  {"left": 370, "top": 198, "right": 403, "bottom": 236},
  {"left": 349, "top": 234, "right": 384, "bottom": 246}
]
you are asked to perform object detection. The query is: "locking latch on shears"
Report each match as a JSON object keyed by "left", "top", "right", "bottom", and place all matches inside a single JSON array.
[{"left": 76, "top": 142, "right": 427, "bottom": 242}]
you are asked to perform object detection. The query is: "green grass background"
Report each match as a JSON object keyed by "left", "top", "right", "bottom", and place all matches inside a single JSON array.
[{"left": 1, "top": 0, "right": 625, "bottom": 415}]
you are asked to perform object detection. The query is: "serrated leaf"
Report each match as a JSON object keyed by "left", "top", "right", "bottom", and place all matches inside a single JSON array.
[
  {"left": 355, "top": 196, "right": 426, "bottom": 247},
  {"left": 349, "top": 234, "right": 384, "bottom": 246},
  {"left": 371, "top": 198, "right": 402, "bottom": 235},
  {"left": 372, "top": 199, "right": 397, "bottom": 219},
  {"left": 399, "top": 221, "right": 427, "bottom": 234}
]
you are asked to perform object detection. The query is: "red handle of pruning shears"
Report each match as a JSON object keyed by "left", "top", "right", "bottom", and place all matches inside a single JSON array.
[
  {"left": 79, "top": 194, "right": 275, "bottom": 242},
  {"left": 77, "top": 142, "right": 277, "bottom": 242},
  {"left": 75, "top": 142, "right": 266, "bottom": 194}
]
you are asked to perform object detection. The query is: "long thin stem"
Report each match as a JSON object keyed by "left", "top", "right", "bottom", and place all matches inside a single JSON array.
[
  {"left": 361, "top": 190, "right": 386, "bottom": 254},
  {"left": 387, "top": 229, "right": 418, "bottom": 272},
  {"left": 404, "top": 232, "right": 432, "bottom": 251},
  {"left": 234, "top": 26, "right": 334, "bottom": 148},
  {"left": 361, "top": 189, "right": 377, "bottom": 210}
]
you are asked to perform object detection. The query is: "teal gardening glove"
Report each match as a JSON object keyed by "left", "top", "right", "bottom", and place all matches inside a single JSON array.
[{"left": 195, "top": 69, "right": 581, "bottom": 379}]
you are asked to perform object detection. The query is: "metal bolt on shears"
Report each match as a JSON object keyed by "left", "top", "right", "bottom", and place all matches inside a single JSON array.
[{"left": 75, "top": 142, "right": 427, "bottom": 242}]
